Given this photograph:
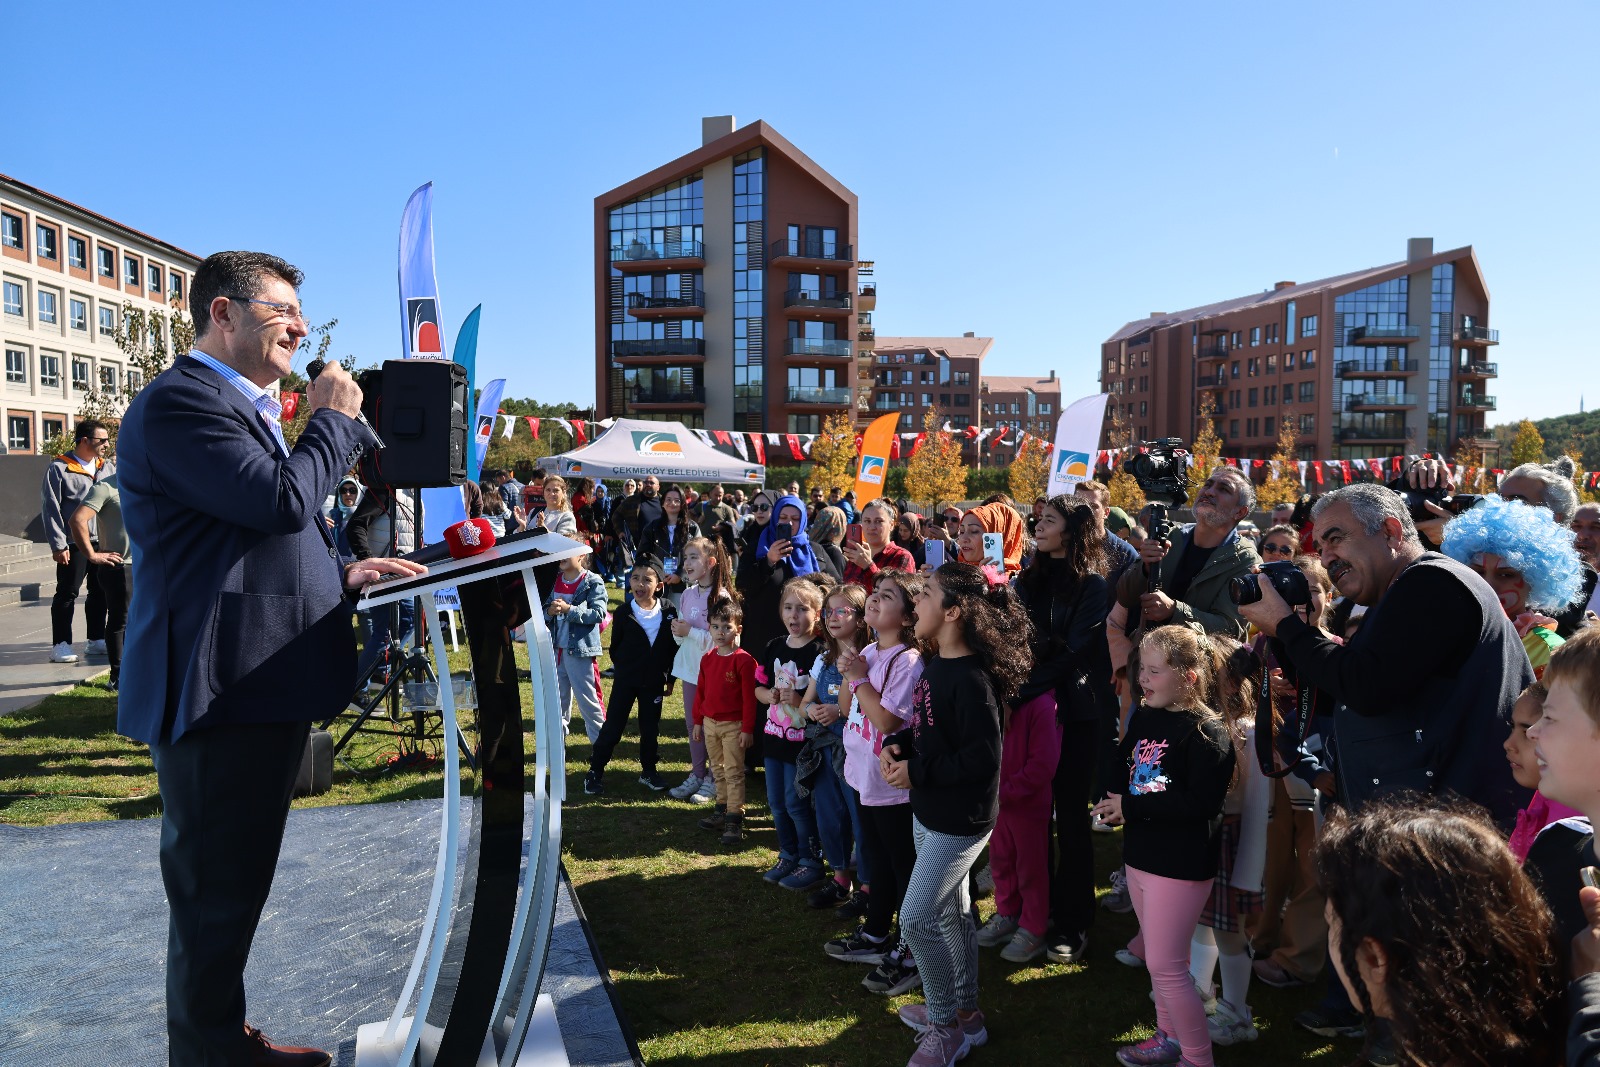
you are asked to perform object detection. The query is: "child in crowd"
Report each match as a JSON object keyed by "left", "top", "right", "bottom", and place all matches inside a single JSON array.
[
  {"left": 586, "top": 556, "right": 678, "bottom": 795},
  {"left": 1505, "top": 682, "right": 1585, "bottom": 863},
  {"left": 691, "top": 602, "right": 760, "bottom": 845},
  {"left": 755, "top": 578, "right": 828, "bottom": 890},
  {"left": 1525, "top": 629, "right": 1600, "bottom": 949},
  {"left": 1318, "top": 798, "right": 1561, "bottom": 1067},
  {"left": 884, "top": 563, "right": 1030, "bottom": 1067},
  {"left": 545, "top": 550, "right": 609, "bottom": 744},
  {"left": 1190, "top": 636, "right": 1269, "bottom": 1047},
  {"left": 1094, "top": 625, "right": 1237, "bottom": 1067},
  {"left": 669, "top": 537, "right": 737, "bottom": 805},
  {"left": 798, "top": 584, "right": 871, "bottom": 911},
  {"left": 826, "top": 572, "right": 926, "bottom": 997}
]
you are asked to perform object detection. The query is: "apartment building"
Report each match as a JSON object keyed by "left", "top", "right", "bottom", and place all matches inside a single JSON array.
[
  {"left": 595, "top": 117, "right": 868, "bottom": 435},
  {"left": 981, "top": 371, "right": 1060, "bottom": 464},
  {"left": 1101, "top": 239, "right": 1500, "bottom": 461},
  {"left": 2, "top": 173, "right": 200, "bottom": 453},
  {"left": 869, "top": 334, "right": 991, "bottom": 462}
]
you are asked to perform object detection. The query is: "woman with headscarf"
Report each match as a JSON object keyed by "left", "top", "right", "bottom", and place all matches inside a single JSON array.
[
  {"left": 893, "top": 510, "right": 927, "bottom": 568},
  {"left": 736, "top": 493, "right": 841, "bottom": 664},
  {"left": 955, "top": 500, "right": 1027, "bottom": 585},
  {"left": 807, "top": 504, "right": 850, "bottom": 579}
]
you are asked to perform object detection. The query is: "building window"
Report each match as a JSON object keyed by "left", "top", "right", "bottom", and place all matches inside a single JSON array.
[
  {"left": 1265, "top": 416, "right": 1276, "bottom": 436},
  {"left": 1248, "top": 388, "right": 1258, "bottom": 408},
  {"left": 1284, "top": 350, "right": 1295, "bottom": 370},
  {"left": 36, "top": 224, "right": 57, "bottom": 260},
  {"left": 1265, "top": 323, "right": 1278, "bottom": 344},
  {"left": 1230, "top": 331, "right": 1241, "bottom": 348},
  {"left": 953, "top": 371, "right": 971, "bottom": 385},
  {"left": 1266, "top": 353, "right": 1276, "bottom": 374},
  {"left": 921, "top": 393, "right": 932, "bottom": 407},
  {"left": 7, "top": 415, "right": 30, "bottom": 451},
  {"left": 954, "top": 394, "right": 970, "bottom": 406},
  {"left": 1250, "top": 327, "right": 1260, "bottom": 346},
  {"left": 1039, "top": 403, "right": 1052, "bottom": 415},
  {"left": 1247, "top": 418, "right": 1259, "bottom": 437},
  {"left": 98, "top": 306, "right": 115, "bottom": 336},
  {"left": 1229, "top": 419, "right": 1240, "bottom": 438},
  {"left": 0, "top": 212, "right": 20, "bottom": 248},
  {"left": 169, "top": 271, "right": 183, "bottom": 301},
  {"left": 148, "top": 264, "right": 161, "bottom": 292},
  {"left": 40, "top": 352, "right": 61, "bottom": 389},
  {"left": 69, "top": 298, "right": 87, "bottom": 331},
  {"left": 97, "top": 247, "right": 114, "bottom": 276},
  {"left": 3, "top": 280, "right": 21, "bottom": 316},
  {"left": 124, "top": 256, "right": 138, "bottom": 285},
  {"left": 899, "top": 413, "right": 914, "bottom": 431},
  {"left": 72, "top": 359, "right": 89, "bottom": 391},
  {"left": 67, "top": 235, "right": 87, "bottom": 269},
  {"left": 1140, "top": 401, "right": 1148, "bottom": 416},
  {"left": 99, "top": 365, "right": 117, "bottom": 390},
  {"left": 5, "top": 347, "right": 25, "bottom": 383},
  {"left": 1301, "top": 314, "right": 1318, "bottom": 337},
  {"left": 1300, "top": 413, "right": 1315, "bottom": 435},
  {"left": 38, "top": 289, "right": 57, "bottom": 324},
  {"left": 1302, "top": 348, "right": 1316, "bottom": 368},
  {"left": 1299, "top": 381, "right": 1315, "bottom": 403},
  {"left": 1230, "top": 360, "right": 1240, "bottom": 379},
  {"left": 42, "top": 418, "right": 63, "bottom": 444},
  {"left": 125, "top": 369, "right": 143, "bottom": 392}
]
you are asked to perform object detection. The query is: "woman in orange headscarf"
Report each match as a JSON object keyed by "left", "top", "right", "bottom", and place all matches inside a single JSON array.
[{"left": 955, "top": 500, "right": 1027, "bottom": 583}]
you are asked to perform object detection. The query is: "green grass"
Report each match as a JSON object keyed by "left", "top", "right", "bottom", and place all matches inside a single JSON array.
[{"left": 0, "top": 592, "right": 1352, "bottom": 1065}]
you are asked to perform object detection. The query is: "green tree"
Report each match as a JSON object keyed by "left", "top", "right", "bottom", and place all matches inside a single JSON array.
[
  {"left": 41, "top": 295, "right": 194, "bottom": 457},
  {"left": 903, "top": 407, "right": 967, "bottom": 509},
  {"left": 805, "top": 411, "right": 859, "bottom": 501},
  {"left": 1510, "top": 419, "right": 1545, "bottom": 466}
]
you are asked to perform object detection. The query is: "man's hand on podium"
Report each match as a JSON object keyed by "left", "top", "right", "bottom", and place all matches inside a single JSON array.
[{"left": 346, "top": 556, "right": 429, "bottom": 590}]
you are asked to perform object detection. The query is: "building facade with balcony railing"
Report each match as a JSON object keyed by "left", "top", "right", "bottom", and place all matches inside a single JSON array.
[
  {"left": 596, "top": 118, "right": 862, "bottom": 434},
  {"left": 870, "top": 334, "right": 992, "bottom": 462},
  {"left": 1100, "top": 238, "right": 1504, "bottom": 463}
]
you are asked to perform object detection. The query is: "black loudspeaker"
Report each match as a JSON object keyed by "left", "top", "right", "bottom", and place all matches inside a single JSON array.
[{"left": 359, "top": 359, "right": 468, "bottom": 488}]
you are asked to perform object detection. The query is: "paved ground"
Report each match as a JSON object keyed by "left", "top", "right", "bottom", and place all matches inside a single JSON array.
[{"left": 0, "top": 599, "right": 109, "bottom": 717}]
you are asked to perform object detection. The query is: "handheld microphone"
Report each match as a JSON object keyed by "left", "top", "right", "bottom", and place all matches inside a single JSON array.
[
  {"left": 306, "top": 358, "right": 386, "bottom": 448},
  {"left": 401, "top": 518, "right": 497, "bottom": 567}
]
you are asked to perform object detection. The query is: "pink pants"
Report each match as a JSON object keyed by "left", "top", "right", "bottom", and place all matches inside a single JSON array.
[
  {"left": 1127, "top": 865, "right": 1215, "bottom": 1067},
  {"left": 988, "top": 807, "right": 1051, "bottom": 936}
]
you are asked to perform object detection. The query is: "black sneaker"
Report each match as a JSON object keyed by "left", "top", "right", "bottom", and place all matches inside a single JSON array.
[
  {"left": 1294, "top": 1005, "right": 1365, "bottom": 1040},
  {"left": 808, "top": 880, "right": 851, "bottom": 909},
  {"left": 637, "top": 771, "right": 668, "bottom": 791},
  {"left": 837, "top": 888, "right": 870, "bottom": 920},
  {"left": 1045, "top": 930, "right": 1088, "bottom": 964},
  {"left": 861, "top": 943, "right": 921, "bottom": 994},
  {"left": 824, "top": 927, "right": 889, "bottom": 964},
  {"left": 582, "top": 771, "right": 603, "bottom": 796}
]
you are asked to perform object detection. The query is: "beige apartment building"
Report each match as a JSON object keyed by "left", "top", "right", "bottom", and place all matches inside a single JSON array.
[{"left": 2, "top": 173, "right": 201, "bottom": 453}]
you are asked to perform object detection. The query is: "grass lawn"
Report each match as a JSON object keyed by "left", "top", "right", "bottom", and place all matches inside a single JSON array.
[{"left": 0, "top": 591, "right": 1353, "bottom": 1066}]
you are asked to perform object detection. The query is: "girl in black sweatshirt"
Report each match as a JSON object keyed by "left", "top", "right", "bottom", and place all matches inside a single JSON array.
[
  {"left": 881, "top": 563, "right": 1032, "bottom": 1065},
  {"left": 1094, "top": 625, "right": 1235, "bottom": 1067}
]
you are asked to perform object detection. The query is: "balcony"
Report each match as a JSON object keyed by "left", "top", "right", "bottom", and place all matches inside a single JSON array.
[
  {"left": 786, "top": 337, "right": 854, "bottom": 364},
  {"left": 611, "top": 338, "right": 706, "bottom": 364},
  {"left": 1456, "top": 324, "right": 1499, "bottom": 345},
  {"left": 1339, "top": 425, "right": 1411, "bottom": 443},
  {"left": 1456, "top": 395, "right": 1497, "bottom": 411},
  {"left": 625, "top": 384, "right": 705, "bottom": 410},
  {"left": 609, "top": 240, "right": 705, "bottom": 271},
  {"left": 786, "top": 386, "right": 853, "bottom": 407},
  {"left": 1197, "top": 343, "right": 1230, "bottom": 360},
  {"left": 1339, "top": 358, "right": 1419, "bottom": 377},
  {"left": 857, "top": 283, "right": 876, "bottom": 311},
  {"left": 1346, "top": 393, "right": 1418, "bottom": 410},
  {"left": 1457, "top": 360, "right": 1498, "bottom": 378},
  {"left": 1196, "top": 373, "right": 1225, "bottom": 389},
  {"left": 768, "top": 237, "right": 854, "bottom": 267},
  {"left": 1347, "top": 325, "right": 1422, "bottom": 345},
  {"left": 1210, "top": 403, "right": 1228, "bottom": 417},
  {"left": 627, "top": 290, "right": 705, "bottom": 317},
  {"left": 783, "top": 288, "right": 852, "bottom": 314}
]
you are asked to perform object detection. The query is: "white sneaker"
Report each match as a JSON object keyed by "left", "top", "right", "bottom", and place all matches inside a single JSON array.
[
  {"left": 51, "top": 642, "right": 79, "bottom": 663},
  {"left": 669, "top": 774, "right": 702, "bottom": 799},
  {"left": 690, "top": 777, "right": 718, "bottom": 804},
  {"left": 1208, "top": 999, "right": 1259, "bottom": 1045},
  {"left": 85, "top": 639, "right": 108, "bottom": 656}
]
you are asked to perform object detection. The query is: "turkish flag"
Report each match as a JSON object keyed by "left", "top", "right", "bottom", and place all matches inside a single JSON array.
[
  {"left": 713, "top": 429, "right": 731, "bottom": 446},
  {"left": 890, "top": 434, "right": 901, "bottom": 460},
  {"left": 1340, "top": 460, "right": 1353, "bottom": 483},
  {"left": 1251, "top": 459, "right": 1265, "bottom": 473},
  {"left": 749, "top": 433, "right": 765, "bottom": 465},
  {"left": 963, "top": 425, "right": 980, "bottom": 440},
  {"left": 990, "top": 428, "right": 1009, "bottom": 450},
  {"left": 910, "top": 432, "right": 927, "bottom": 457},
  {"left": 1391, "top": 455, "right": 1403, "bottom": 478},
  {"left": 572, "top": 419, "right": 587, "bottom": 446},
  {"left": 279, "top": 392, "right": 300, "bottom": 421},
  {"left": 786, "top": 434, "right": 805, "bottom": 461},
  {"left": 524, "top": 417, "right": 540, "bottom": 437},
  {"left": 1313, "top": 461, "right": 1324, "bottom": 485}
]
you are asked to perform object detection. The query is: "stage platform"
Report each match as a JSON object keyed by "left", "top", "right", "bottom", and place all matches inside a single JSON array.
[{"left": 0, "top": 797, "right": 641, "bottom": 1067}]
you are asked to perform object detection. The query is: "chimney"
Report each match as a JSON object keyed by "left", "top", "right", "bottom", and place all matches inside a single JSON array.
[
  {"left": 1274, "top": 280, "right": 1296, "bottom": 290},
  {"left": 1048, "top": 369, "right": 1056, "bottom": 381},
  {"left": 963, "top": 331, "right": 975, "bottom": 338},
  {"left": 1407, "top": 237, "right": 1434, "bottom": 262},
  {"left": 701, "top": 116, "right": 735, "bottom": 145}
]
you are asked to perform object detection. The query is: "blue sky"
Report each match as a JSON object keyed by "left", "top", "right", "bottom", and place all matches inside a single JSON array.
[{"left": 12, "top": 1, "right": 1595, "bottom": 424}]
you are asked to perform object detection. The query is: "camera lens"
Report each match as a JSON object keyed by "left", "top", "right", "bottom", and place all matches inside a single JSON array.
[{"left": 1228, "top": 573, "right": 1262, "bottom": 605}]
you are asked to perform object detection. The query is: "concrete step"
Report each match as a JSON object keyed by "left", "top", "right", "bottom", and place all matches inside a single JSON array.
[
  {"left": 0, "top": 539, "right": 53, "bottom": 562},
  {"left": 0, "top": 554, "right": 57, "bottom": 579},
  {"left": 0, "top": 575, "right": 56, "bottom": 612}
]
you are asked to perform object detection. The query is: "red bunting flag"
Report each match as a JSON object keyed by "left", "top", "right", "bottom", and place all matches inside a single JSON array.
[
  {"left": 990, "top": 427, "right": 1010, "bottom": 450},
  {"left": 910, "top": 432, "right": 928, "bottom": 457},
  {"left": 1339, "top": 460, "right": 1353, "bottom": 483},
  {"left": 890, "top": 434, "right": 902, "bottom": 460},
  {"left": 749, "top": 433, "right": 765, "bottom": 465},
  {"left": 786, "top": 434, "right": 805, "bottom": 461},
  {"left": 713, "top": 429, "right": 731, "bottom": 446},
  {"left": 1251, "top": 459, "right": 1265, "bottom": 473},
  {"left": 1391, "top": 455, "right": 1403, "bottom": 478},
  {"left": 524, "top": 416, "right": 540, "bottom": 437},
  {"left": 279, "top": 392, "right": 300, "bottom": 421},
  {"left": 963, "top": 425, "right": 980, "bottom": 440},
  {"left": 1313, "top": 461, "right": 1324, "bottom": 485},
  {"left": 572, "top": 419, "right": 587, "bottom": 446}
]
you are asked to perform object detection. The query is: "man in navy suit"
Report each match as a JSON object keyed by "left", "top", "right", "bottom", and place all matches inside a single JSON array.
[{"left": 118, "top": 251, "right": 424, "bottom": 1066}]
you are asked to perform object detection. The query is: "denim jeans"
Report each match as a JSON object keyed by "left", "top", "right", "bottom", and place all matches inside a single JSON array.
[
  {"left": 765, "top": 757, "right": 822, "bottom": 868},
  {"left": 808, "top": 722, "right": 864, "bottom": 879},
  {"left": 357, "top": 598, "right": 415, "bottom": 685}
]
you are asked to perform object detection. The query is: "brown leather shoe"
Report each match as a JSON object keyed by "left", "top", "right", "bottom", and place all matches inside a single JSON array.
[{"left": 245, "top": 1024, "right": 332, "bottom": 1067}]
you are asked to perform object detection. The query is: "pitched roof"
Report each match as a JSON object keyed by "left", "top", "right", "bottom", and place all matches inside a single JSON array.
[
  {"left": 874, "top": 335, "right": 993, "bottom": 361},
  {"left": 0, "top": 172, "right": 202, "bottom": 264},
  {"left": 981, "top": 374, "right": 1058, "bottom": 394},
  {"left": 596, "top": 120, "right": 856, "bottom": 208},
  {"left": 1103, "top": 245, "right": 1480, "bottom": 343}
]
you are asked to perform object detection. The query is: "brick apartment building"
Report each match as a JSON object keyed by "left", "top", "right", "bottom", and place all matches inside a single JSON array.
[
  {"left": 1100, "top": 239, "right": 1501, "bottom": 462},
  {"left": 868, "top": 334, "right": 991, "bottom": 462},
  {"left": 982, "top": 372, "right": 1060, "bottom": 465}
]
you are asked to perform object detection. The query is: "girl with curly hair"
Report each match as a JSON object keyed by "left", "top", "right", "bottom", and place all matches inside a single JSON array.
[
  {"left": 879, "top": 563, "right": 1032, "bottom": 1065},
  {"left": 1317, "top": 796, "right": 1560, "bottom": 1067},
  {"left": 1440, "top": 494, "right": 1584, "bottom": 679}
]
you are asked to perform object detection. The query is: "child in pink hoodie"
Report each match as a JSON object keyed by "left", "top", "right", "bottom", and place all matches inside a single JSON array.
[{"left": 975, "top": 692, "right": 1062, "bottom": 963}]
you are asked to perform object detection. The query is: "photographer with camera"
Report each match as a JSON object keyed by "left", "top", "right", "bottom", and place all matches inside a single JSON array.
[
  {"left": 1235, "top": 482, "right": 1532, "bottom": 824},
  {"left": 1116, "top": 466, "right": 1260, "bottom": 641}
]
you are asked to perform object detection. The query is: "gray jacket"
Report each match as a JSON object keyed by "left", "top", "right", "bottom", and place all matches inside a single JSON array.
[{"left": 41, "top": 451, "right": 115, "bottom": 551}]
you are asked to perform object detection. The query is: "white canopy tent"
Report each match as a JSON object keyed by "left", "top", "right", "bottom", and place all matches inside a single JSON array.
[{"left": 536, "top": 418, "right": 765, "bottom": 486}]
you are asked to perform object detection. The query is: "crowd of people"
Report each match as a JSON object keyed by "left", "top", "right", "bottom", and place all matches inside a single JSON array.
[{"left": 324, "top": 454, "right": 1600, "bottom": 1067}]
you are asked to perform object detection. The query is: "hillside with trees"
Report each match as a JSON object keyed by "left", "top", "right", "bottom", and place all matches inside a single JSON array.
[{"left": 1492, "top": 409, "right": 1600, "bottom": 470}]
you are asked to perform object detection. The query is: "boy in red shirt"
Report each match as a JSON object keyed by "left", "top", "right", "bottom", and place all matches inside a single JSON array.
[{"left": 692, "top": 601, "right": 760, "bottom": 844}]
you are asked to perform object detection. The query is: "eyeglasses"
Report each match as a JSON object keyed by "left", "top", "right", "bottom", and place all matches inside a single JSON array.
[
  {"left": 340, "top": 488, "right": 359, "bottom": 496},
  {"left": 753, "top": 502, "right": 773, "bottom": 512},
  {"left": 1260, "top": 542, "right": 1296, "bottom": 556},
  {"left": 231, "top": 296, "right": 308, "bottom": 326},
  {"left": 88, "top": 436, "right": 109, "bottom": 445}
]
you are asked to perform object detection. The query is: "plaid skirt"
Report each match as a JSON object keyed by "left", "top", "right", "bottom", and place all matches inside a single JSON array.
[{"left": 1199, "top": 813, "right": 1264, "bottom": 932}]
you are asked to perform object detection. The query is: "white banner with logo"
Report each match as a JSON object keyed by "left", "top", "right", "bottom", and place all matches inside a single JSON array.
[{"left": 1045, "top": 393, "right": 1110, "bottom": 497}]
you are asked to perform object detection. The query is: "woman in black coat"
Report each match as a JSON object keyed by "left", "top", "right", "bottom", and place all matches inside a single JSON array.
[
  {"left": 637, "top": 483, "right": 701, "bottom": 605},
  {"left": 1013, "top": 494, "right": 1116, "bottom": 965}
]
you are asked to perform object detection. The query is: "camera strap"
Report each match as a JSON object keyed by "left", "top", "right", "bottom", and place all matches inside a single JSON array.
[{"left": 1254, "top": 639, "right": 1318, "bottom": 779}]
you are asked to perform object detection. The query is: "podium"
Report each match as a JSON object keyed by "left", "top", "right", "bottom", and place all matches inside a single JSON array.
[{"left": 350, "top": 531, "right": 589, "bottom": 1067}]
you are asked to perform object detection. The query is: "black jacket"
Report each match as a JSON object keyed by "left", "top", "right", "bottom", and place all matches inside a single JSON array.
[
  {"left": 888, "top": 655, "right": 1002, "bottom": 837},
  {"left": 1015, "top": 564, "right": 1113, "bottom": 721},
  {"left": 606, "top": 599, "right": 679, "bottom": 688},
  {"left": 638, "top": 516, "right": 701, "bottom": 578}
]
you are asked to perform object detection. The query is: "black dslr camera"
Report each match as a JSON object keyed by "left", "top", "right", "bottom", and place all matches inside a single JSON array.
[
  {"left": 1403, "top": 484, "right": 1481, "bottom": 524},
  {"left": 1229, "top": 560, "right": 1311, "bottom": 607},
  {"left": 1126, "top": 437, "right": 1191, "bottom": 509}
]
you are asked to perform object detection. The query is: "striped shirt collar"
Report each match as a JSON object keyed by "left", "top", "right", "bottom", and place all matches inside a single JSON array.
[{"left": 188, "top": 349, "right": 288, "bottom": 456}]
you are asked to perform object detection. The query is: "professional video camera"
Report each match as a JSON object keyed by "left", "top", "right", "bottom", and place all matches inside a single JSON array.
[
  {"left": 1127, "top": 438, "right": 1191, "bottom": 593},
  {"left": 1229, "top": 560, "right": 1311, "bottom": 607}
]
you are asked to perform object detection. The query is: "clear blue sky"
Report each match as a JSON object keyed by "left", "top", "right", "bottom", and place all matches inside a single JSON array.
[{"left": 12, "top": 1, "right": 1594, "bottom": 424}]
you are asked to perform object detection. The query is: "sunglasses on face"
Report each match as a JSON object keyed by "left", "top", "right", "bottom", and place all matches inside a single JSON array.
[{"left": 1261, "top": 543, "right": 1295, "bottom": 556}]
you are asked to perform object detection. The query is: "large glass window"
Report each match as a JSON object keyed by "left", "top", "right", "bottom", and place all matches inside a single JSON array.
[
  {"left": 0, "top": 212, "right": 20, "bottom": 248},
  {"left": 3, "top": 280, "right": 21, "bottom": 316},
  {"left": 36, "top": 224, "right": 57, "bottom": 260},
  {"left": 731, "top": 149, "right": 765, "bottom": 429},
  {"left": 5, "top": 347, "right": 25, "bottom": 383},
  {"left": 69, "top": 298, "right": 87, "bottom": 331},
  {"left": 38, "top": 289, "right": 57, "bottom": 324},
  {"left": 98, "top": 306, "right": 114, "bottom": 336},
  {"left": 97, "top": 247, "right": 114, "bottom": 277},
  {"left": 1333, "top": 276, "right": 1409, "bottom": 455},
  {"left": 124, "top": 256, "right": 138, "bottom": 285},
  {"left": 7, "top": 416, "right": 30, "bottom": 451},
  {"left": 72, "top": 359, "right": 89, "bottom": 391},
  {"left": 1284, "top": 300, "right": 1296, "bottom": 345},
  {"left": 39, "top": 352, "right": 61, "bottom": 388},
  {"left": 67, "top": 235, "right": 87, "bottom": 269}
]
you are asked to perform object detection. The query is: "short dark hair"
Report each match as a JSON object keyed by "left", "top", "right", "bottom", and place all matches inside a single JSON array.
[
  {"left": 709, "top": 600, "right": 743, "bottom": 628},
  {"left": 74, "top": 419, "right": 107, "bottom": 443},
  {"left": 190, "top": 251, "right": 304, "bottom": 339}
]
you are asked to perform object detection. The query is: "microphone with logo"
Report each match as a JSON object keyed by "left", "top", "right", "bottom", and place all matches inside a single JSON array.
[{"left": 305, "top": 358, "right": 386, "bottom": 449}]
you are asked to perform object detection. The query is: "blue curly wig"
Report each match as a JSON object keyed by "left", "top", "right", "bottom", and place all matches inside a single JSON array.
[{"left": 1440, "top": 495, "right": 1584, "bottom": 611}]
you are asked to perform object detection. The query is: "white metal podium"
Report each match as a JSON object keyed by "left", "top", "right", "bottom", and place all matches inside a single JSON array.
[{"left": 350, "top": 531, "right": 588, "bottom": 1067}]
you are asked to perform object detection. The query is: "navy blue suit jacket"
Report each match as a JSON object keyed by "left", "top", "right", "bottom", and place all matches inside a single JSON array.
[{"left": 117, "top": 355, "right": 373, "bottom": 745}]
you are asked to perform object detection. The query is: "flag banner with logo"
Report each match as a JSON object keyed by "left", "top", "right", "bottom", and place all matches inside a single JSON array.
[
  {"left": 468, "top": 377, "right": 505, "bottom": 484},
  {"left": 852, "top": 413, "right": 898, "bottom": 506},
  {"left": 1046, "top": 394, "right": 1109, "bottom": 496}
]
